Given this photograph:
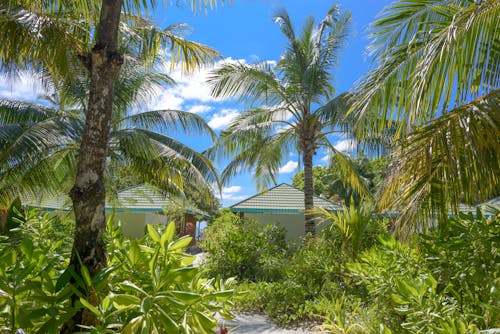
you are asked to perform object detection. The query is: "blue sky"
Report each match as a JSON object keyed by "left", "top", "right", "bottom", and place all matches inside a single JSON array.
[{"left": 0, "top": 0, "right": 390, "bottom": 206}]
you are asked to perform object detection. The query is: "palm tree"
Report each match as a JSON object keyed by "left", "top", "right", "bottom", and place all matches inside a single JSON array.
[
  {"left": 208, "top": 5, "right": 371, "bottom": 236},
  {"left": 1, "top": 0, "right": 225, "bottom": 330},
  {"left": 349, "top": 0, "right": 500, "bottom": 233},
  {"left": 0, "top": 68, "right": 218, "bottom": 208}
]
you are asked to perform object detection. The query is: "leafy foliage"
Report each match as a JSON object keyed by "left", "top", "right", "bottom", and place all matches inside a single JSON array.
[
  {"left": 79, "top": 220, "right": 237, "bottom": 334},
  {"left": 349, "top": 0, "right": 500, "bottom": 226},
  {"left": 292, "top": 156, "right": 389, "bottom": 204},
  {"left": 0, "top": 205, "right": 75, "bottom": 333},
  {"left": 201, "top": 210, "right": 287, "bottom": 282},
  {"left": 420, "top": 211, "right": 500, "bottom": 328},
  {"left": 0, "top": 206, "right": 236, "bottom": 333}
]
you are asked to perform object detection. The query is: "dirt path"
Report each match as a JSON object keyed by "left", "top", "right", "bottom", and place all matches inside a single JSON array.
[{"left": 218, "top": 314, "right": 314, "bottom": 334}]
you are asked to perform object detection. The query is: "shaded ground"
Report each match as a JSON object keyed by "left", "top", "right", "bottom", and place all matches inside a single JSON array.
[
  {"left": 218, "top": 314, "right": 313, "bottom": 334},
  {"left": 195, "top": 253, "right": 314, "bottom": 333}
]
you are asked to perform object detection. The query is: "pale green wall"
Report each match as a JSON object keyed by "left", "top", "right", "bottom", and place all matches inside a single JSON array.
[
  {"left": 38, "top": 209, "right": 170, "bottom": 239},
  {"left": 244, "top": 212, "right": 305, "bottom": 241},
  {"left": 244, "top": 212, "right": 329, "bottom": 241},
  {"left": 114, "top": 212, "right": 169, "bottom": 238}
]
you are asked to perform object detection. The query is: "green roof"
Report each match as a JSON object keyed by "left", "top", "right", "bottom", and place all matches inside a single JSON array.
[
  {"left": 24, "top": 185, "right": 208, "bottom": 217},
  {"left": 230, "top": 183, "right": 342, "bottom": 214},
  {"left": 456, "top": 197, "right": 500, "bottom": 215}
]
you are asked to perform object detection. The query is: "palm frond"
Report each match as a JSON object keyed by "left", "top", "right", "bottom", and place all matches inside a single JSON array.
[
  {"left": 351, "top": 0, "right": 500, "bottom": 135},
  {"left": 208, "top": 61, "right": 286, "bottom": 106},
  {"left": 113, "top": 128, "right": 219, "bottom": 192},
  {"left": 380, "top": 90, "right": 500, "bottom": 234},
  {"left": 322, "top": 142, "right": 373, "bottom": 202},
  {"left": 119, "top": 109, "right": 215, "bottom": 140}
]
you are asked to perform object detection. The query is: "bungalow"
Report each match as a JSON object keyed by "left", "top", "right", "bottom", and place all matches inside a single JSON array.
[
  {"left": 24, "top": 185, "right": 208, "bottom": 240},
  {"left": 230, "top": 183, "right": 342, "bottom": 240}
]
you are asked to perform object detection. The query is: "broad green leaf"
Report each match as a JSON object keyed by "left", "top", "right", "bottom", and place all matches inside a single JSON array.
[
  {"left": 122, "top": 315, "right": 143, "bottom": 334},
  {"left": 155, "top": 305, "right": 179, "bottom": 332},
  {"left": 20, "top": 238, "right": 34, "bottom": 257},
  {"left": 112, "top": 294, "right": 142, "bottom": 308},
  {"left": 169, "top": 235, "right": 192, "bottom": 251},
  {"left": 141, "top": 296, "right": 154, "bottom": 313},
  {"left": 169, "top": 290, "right": 202, "bottom": 304},
  {"left": 168, "top": 267, "right": 198, "bottom": 284},
  {"left": 147, "top": 224, "right": 161, "bottom": 243},
  {"left": 80, "top": 297, "right": 100, "bottom": 316},
  {"left": 194, "top": 310, "right": 216, "bottom": 331},
  {"left": 81, "top": 265, "right": 92, "bottom": 287},
  {"left": 161, "top": 221, "right": 176, "bottom": 248},
  {"left": 207, "top": 290, "right": 234, "bottom": 301},
  {"left": 129, "top": 240, "right": 141, "bottom": 265}
]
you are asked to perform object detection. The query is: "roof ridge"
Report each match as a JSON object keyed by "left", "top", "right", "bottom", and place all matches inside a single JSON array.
[
  {"left": 230, "top": 183, "right": 342, "bottom": 210},
  {"left": 230, "top": 183, "right": 287, "bottom": 208}
]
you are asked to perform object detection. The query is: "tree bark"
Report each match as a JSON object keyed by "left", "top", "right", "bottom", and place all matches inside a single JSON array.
[
  {"left": 302, "top": 143, "right": 316, "bottom": 236},
  {"left": 61, "top": 0, "right": 123, "bottom": 332}
]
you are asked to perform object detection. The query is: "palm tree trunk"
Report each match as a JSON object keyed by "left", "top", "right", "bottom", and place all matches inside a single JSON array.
[
  {"left": 61, "top": 0, "right": 123, "bottom": 332},
  {"left": 303, "top": 144, "right": 315, "bottom": 236}
]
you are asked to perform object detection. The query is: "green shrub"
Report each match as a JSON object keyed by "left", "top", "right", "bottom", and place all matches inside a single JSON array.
[
  {"left": 0, "top": 205, "right": 75, "bottom": 333},
  {"left": 420, "top": 211, "right": 500, "bottom": 328},
  {"left": 346, "top": 213, "right": 500, "bottom": 332},
  {"left": 80, "top": 220, "right": 237, "bottom": 333},
  {"left": 0, "top": 205, "right": 237, "bottom": 333},
  {"left": 201, "top": 210, "right": 288, "bottom": 282}
]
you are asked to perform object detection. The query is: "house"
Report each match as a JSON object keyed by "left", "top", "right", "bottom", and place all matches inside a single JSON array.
[
  {"left": 24, "top": 185, "right": 208, "bottom": 240},
  {"left": 230, "top": 183, "right": 342, "bottom": 240}
]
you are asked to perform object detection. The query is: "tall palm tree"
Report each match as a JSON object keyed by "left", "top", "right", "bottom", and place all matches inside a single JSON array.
[
  {"left": 1, "top": 0, "right": 225, "bottom": 330},
  {"left": 349, "top": 0, "right": 500, "bottom": 233},
  {"left": 208, "top": 5, "right": 370, "bottom": 236}
]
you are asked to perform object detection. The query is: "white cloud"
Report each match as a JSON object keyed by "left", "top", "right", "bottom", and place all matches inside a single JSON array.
[
  {"left": 222, "top": 185, "right": 242, "bottom": 194},
  {"left": 156, "top": 57, "right": 246, "bottom": 106},
  {"left": 279, "top": 160, "right": 298, "bottom": 174},
  {"left": 208, "top": 108, "right": 239, "bottom": 130},
  {"left": 0, "top": 72, "right": 46, "bottom": 101},
  {"left": 220, "top": 185, "right": 248, "bottom": 202},
  {"left": 334, "top": 139, "right": 356, "bottom": 152},
  {"left": 187, "top": 104, "right": 213, "bottom": 114},
  {"left": 148, "top": 90, "right": 185, "bottom": 111}
]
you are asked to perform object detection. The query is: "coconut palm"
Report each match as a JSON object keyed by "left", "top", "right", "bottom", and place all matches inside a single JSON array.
[
  {"left": 349, "top": 0, "right": 500, "bottom": 233},
  {"left": 208, "top": 5, "right": 371, "bottom": 236},
  {"left": 0, "top": 70, "right": 218, "bottom": 208},
  {"left": 1, "top": 0, "right": 225, "bottom": 330}
]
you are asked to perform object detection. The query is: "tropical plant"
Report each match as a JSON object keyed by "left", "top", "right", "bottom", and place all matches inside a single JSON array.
[
  {"left": 420, "top": 211, "right": 500, "bottom": 328},
  {"left": 208, "top": 5, "right": 371, "bottom": 236},
  {"left": 78, "top": 221, "right": 236, "bottom": 334},
  {"left": 292, "top": 156, "right": 389, "bottom": 204},
  {"left": 201, "top": 210, "right": 287, "bottom": 282},
  {"left": 1, "top": 0, "right": 227, "bottom": 330},
  {"left": 310, "top": 202, "right": 387, "bottom": 258},
  {"left": 0, "top": 203, "right": 75, "bottom": 333},
  {"left": 349, "top": 0, "right": 500, "bottom": 231}
]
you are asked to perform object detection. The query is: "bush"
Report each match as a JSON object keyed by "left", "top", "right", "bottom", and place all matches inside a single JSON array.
[
  {"left": 81, "top": 220, "right": 237, "bottom": 333},
  {"left": 201, "top": 210, "right": 288, "bottom": 282},
  {"left": 420, "top": 211, "right": 500, "bottom": 328},
  {"left": 346, "top": 212, "right": 500, "bottom": 332},
  {"left": 0, "top": 204, "right": 237, "bottom": 333},
  {"left": 0, "top": 205, "right": 75, "bottom": 333}
]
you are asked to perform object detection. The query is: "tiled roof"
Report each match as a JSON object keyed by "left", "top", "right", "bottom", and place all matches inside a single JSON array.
[
  {"left": 111, "top": 185, "right": 170, "bottom": 211},
  {"left": 24, "top": 185, "right": 208, "bottom": 216},
  {"left": 230, "top": 183, "right": 342, "bottom": 213},
  {"left": 457, "top": 196, "right": 500, "bottom": 215}
]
